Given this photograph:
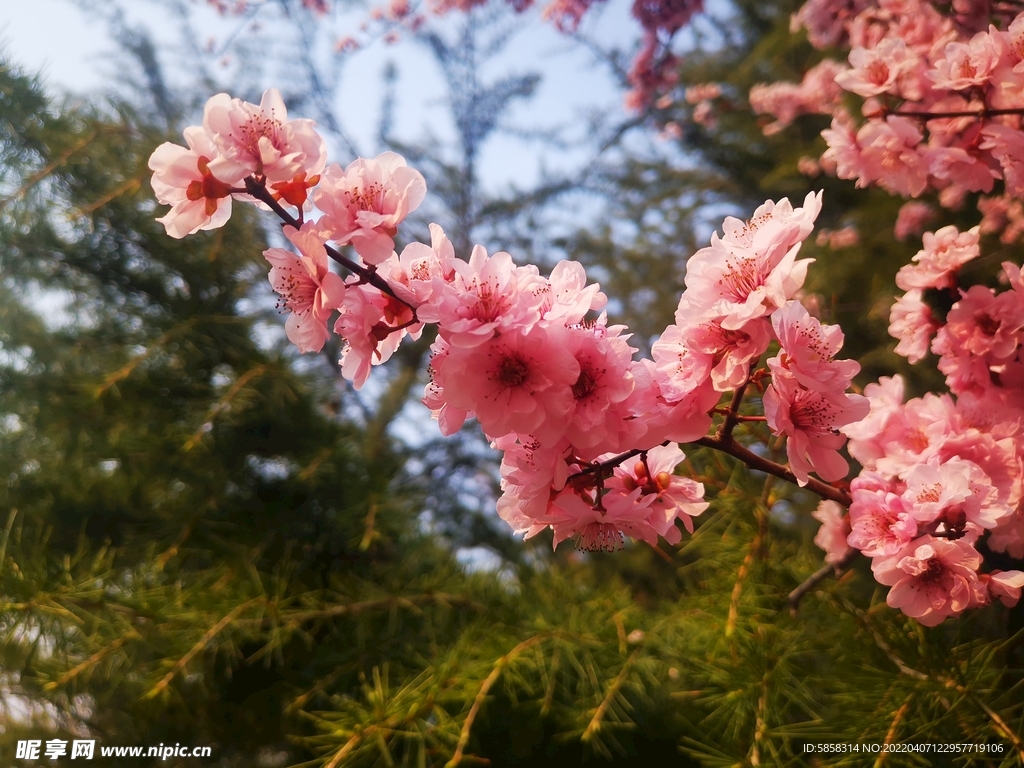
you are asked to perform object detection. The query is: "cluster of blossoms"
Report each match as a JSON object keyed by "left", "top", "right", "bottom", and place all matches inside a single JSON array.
[
  {"left": 750, "top": 0, "right": 1024, "bottom": 242},
  {"left": 812, "top": 225, "right": 1024, "bottom": 626},
  {"left": 150, "top": 88, "right": 1023, "bottom": 625}
]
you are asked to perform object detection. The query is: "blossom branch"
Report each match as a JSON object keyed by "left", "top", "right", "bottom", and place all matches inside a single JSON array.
[
  {"left": 693, "top": 434, "right": 852, "bottom": 507},
  {"left": 888, "top": 107, "right": 1024, "bottom": 121},
  {"left": 243, "top": 176, "right": 418, "bottom": 316}
]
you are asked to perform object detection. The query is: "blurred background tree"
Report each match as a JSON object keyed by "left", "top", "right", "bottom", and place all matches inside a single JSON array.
[{"left": 2, "top": 0, "right": 1024, "bottom": 765}]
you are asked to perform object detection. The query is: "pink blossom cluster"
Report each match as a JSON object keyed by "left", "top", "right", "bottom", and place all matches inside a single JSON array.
[
  {"left": 752, "top": 0, "right": 1024, "bottom": 232},
  {"left": 152, "top": 88, "right": 1024, "bottom": 626},
  {"left": 819, "top": 223, "right": 1024, "bottom": 623}
]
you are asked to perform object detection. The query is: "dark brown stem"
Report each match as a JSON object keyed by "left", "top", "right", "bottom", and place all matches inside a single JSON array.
[
  {"left": 693, "top": 434, "right": 852, "bottom": 507},
  {"left": 242, "top": 176, "right": 418, "bottom": 317},
  {"left": 717, "top": 378, "right": 749, "bottom": 441},
  {"left": 889, "top": 107, "right": 1024, "bottom": 121},
  {"left": 787, "top": 547, "right": 859, "bottom": 612},
  {"left": 565, "top": 443, "right": 669, "bottom": 483}
]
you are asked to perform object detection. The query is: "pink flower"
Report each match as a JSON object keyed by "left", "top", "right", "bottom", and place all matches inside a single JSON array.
[
  {"left": 605, "top": 444, "right": 709, "bottom": 537},
  {"left": 626, "top": 359, "right": 717, "bottom": 446},
  {"left": 768, "top": 301, "right": 860, "bottom": 392},
  {"left": 683, "top": 192, "right": 820, "bottom": 329},
  {"left": 676, "top": 296, "right": 772, "bottom": 392},
  {"left": 264, "top": 224, "right": 346, "bottom": 353},
  {"left": 422, "top": 245, "right": 545, "bottom": 348},
  {"left": 980, "top": 123, "right": 1024, "bottom": 197},
  {"left": 872, "top": 536, "right": 985, "bottom": 626},
  {"left": 562, "top": 321, "right": 638, "bottom": 457},
  {"left": 546, "top": 488, "right": 660, "bottom": 550},
  {"left": 985, "top": 570, "right": 1024, "bottom": 607},
  {"left": 895, "top": 225, "right": 980, "bottom": 292},
  {"left": 938, "top": 285, "right": 1024, "bottom": 360},
  {"left": 149, "top": 127, "right": 247, "bottom": 239},
  {"left": 843, "top": 376, "right": 906, "bottom": 470},
  {"left": 822, "top": 112, "right": 863, "bottom": 181},
  {"left": 925, "top": 145, "right": 998, "bottom": 194},
  {"left": 847, "top": 472, "right": 917, "bottom": 558},
  {"left": 763, "top": 373, "right": 869, "bottom": 485},
  {"left": 423, "top": 337, "right": 469, "bottom": 436},
  {"left": 888, "top": 290, "right": 937, "bottom": 364},
  {"left": 540, "top": 261, "right": 608, "bottom": 324},
  {"left": 650, "top": 324, "right": 714, "bottom": 402},
  {"left": 856, "top": 116, "right": 928, "bottom": 197},
  {"left": 836, "top": 38, "right": 919, "bottom": 97},
  {"left": 334, "top": 282, "right": 411, "bottom": 389},
  {"left": 439, "top": 325, "right": 580, "bottom": 441},
  {"left": 894, "top": 201, "right": 935, "bottom": 240},
  {"left": 314, "top": 152, "right": 427, "bottom": 264},
  {"left": 202, "top": 88, "right": 326, "bottom": 183},
  {"left": 929, "top": 32, "right": 1001, "bottom": 91},
  {"left": 812, "top": 500, "right": 853, "bottom": 564},
  {"left": 377, "top": 222, "right": 456, "bottom": 308}
]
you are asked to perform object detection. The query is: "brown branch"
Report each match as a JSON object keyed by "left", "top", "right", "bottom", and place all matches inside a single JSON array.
[
  {"left": 243, "top": 176, "right": 417, "bottom": 316},
  {"left": 717, "top": 378, "right": 750, "bottom": 441},
  {"left": 787, "top": 547, "right": 859, "bottom": 612},
  {"left": 693, "top": 435, "right": 852, "bottom": 507},
  {"left": 889, "top": 107, "right": 1024, "bottom": 121},
  {"left": 565, "top": 444, "right": 665, "bottom": 483}
]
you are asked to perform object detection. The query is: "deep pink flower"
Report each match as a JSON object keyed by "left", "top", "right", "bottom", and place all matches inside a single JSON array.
[
  {"left": 763, "top": 373, "right": 869, "bottom": 485},
  {"left": 314, "top": 152, "right": 427, "bottom": 264},
  {"left": 872, "top": 536, "right": 985, "bottom": 626},
  {"left": 439, "top": 325, "right": 579, "bottom": 441},
  {"left": 769, "top": 301, "right": 860, "bottom": 392},
  {"left": 264, "top": 224, "right": 346, "bottom": 353}
]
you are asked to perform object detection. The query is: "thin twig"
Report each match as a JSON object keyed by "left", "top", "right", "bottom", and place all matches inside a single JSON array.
[
  {"left": 243, "top": 177, "right": 418, "bottom": 316},
  {"left": 447, "top": 635, "right": 548, "bottom": 767},
  {"left": 787, "top": 548, "right": 859, "bottom": 612},
  {"left": 582, "top": 648, "right": 642, "bottom": 743}
]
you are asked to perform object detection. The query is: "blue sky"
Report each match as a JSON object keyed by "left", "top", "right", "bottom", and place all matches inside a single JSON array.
[{"left": 0, "top": 0, "right": 644, "bottom": 194}]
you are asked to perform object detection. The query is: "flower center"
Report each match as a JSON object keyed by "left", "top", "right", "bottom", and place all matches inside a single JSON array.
[{"left": 574, "top": 522, "right": 624, "bottom": 552}]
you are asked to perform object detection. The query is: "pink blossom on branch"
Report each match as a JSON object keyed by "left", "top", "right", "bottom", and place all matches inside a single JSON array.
[
  {"left": 314, "top": 152, "right": 427, "bottom": 265},
  {"left": 202, "top": 88, "right": 327, "bottom": 184},
  {"left": 264, "top": 224, "right": 346, "bottom": 353},
  {"left": 872, "top": 536, "right": 986, "bottom": 626},
  {"left": 149, "top": 127, "right": 247, "bottom": 239}
]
